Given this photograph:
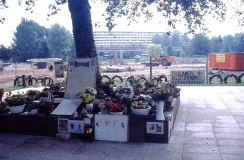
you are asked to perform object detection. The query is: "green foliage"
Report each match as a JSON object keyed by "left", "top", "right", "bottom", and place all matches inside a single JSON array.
[
  {"left": 2, "top": 0, "right": 228, "bottom": 33},
  {"left": 46, "top": 24, "right": 75, "bottom": 61},
  {"left": 102, "top": 0, "right": 226, "bottom": 33},
  {"left": 4, "top": 93, "right": 26, "bottom": 106},
  {"left": 147, "top": 44, "right": 163, "bottom": 57},
  {"left": 189, "top": 33, "right": 210, "bottom": 56},
  {"left": 209, "top": 36, "right": 223, "bottom": 53},
  {"left": 222, "top": 35, "right": 235, "bottom": 52},
  {"left": 166, "top": 46, "right": 174, "bottom": 56},
  {"left": 12, "top": 18, "right": 50, "bottom": 62},
  {"left": 171, "top": 32, "right": 181, "bottom": 47},
  {"left": 0, "top": 45, "right": 11, "bottom": 61},
  {"left": 233, "top": 33, "right": 244, "bottom": 52}
]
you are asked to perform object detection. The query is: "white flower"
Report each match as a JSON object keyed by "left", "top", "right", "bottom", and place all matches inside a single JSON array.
[{"left": 115, "top": 82, "right": 134, "bottom": 99}]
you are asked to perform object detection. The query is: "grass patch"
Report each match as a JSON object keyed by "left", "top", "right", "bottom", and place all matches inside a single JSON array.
[{"left": 3, "top": 86, "right": 25, "bottom": 92}]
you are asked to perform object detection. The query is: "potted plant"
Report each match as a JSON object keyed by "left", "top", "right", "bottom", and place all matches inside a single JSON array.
[
  {"left": 131, "top": 100, "right": 151, "bottom": 115},
  {"left": 133, "top": 82, "right": 143, "bottom": 95},
  {"left": 115, "top": 82, "right": 134, "bottom": 100},
  {"left": 151, "top": 83, "right": 173, "bottom": 120},
  {"left": 163, "top": 98, "right": 174, "bottom": 119},
  {"left": 3, "top": 92, "right": 26, "bottom": 114},
  {"left": 25, "top": 101, "right": 40, "bottom": 114},
  {"left": 26, "top": 89, "right": 40, "bottom": 101},
  {"left": 104, "top": 99, "right": 125, "bottom": 115},
  {"left": 49, "top": 82, "right": 65, "bottom": 91},
  {"left": 76, "top": 87, "right": 97, "bottom": 113}
]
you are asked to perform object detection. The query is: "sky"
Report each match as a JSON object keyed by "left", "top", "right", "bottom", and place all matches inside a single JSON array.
[{"left": 0, "top": 0, "right": 244, "bottom": 46}]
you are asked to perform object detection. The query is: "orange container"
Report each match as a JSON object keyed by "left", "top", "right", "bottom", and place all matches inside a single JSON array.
[{"left": 209, "top": 52, "right": 244, "bottom": 71}]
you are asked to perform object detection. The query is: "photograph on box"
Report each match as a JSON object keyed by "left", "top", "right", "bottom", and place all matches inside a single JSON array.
[
  {"left": 58, "top": 118, "right": 69, "bottom": 132},
  {"left": 68, "top": 120, "right": 84, "bottom": 133},
  {"left": 54, "top": 61, "right": 64, "bottom": 78},
  {"left": 146, "top": 122, "right": 164, "bottom": 134}
]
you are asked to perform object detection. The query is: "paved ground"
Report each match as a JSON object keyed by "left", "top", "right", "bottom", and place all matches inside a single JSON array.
[{"left": 1, "top": 86, "right": 244, "bottom": 160}]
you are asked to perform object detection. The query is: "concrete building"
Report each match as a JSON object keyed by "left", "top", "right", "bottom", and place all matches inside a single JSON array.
[
  {"left": 94, "top": 31, "right": 166, "bottom": 49},
  {"left": 93, "top": 31, "right": 182, "bottom": 58}
]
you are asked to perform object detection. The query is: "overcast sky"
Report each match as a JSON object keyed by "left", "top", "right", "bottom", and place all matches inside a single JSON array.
[{"left": 0, "top": 0, "right": 244, "bottom": 46}]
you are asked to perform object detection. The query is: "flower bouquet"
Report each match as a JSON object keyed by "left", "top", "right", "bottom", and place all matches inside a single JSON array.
[
  {"left": 115, "top": 82, "right": 134, "bottom": 100},
  {"left": 3, "top": 92, "right": 26, "bottom": 113},
  {"left": 151, "top": 83, "right": 172, "bottom": 102},
  {"left": 104, "top": 98, "right": 124, "bottom": 114},
  {"left": 4, "top": 92, "right": 25, "bottom": 106},
  {"left": 26, "top": 89, "right": 40, "bottom": 101},
  {"left": 49, "top": 82, "right": 65, "bottom": 91},
  {"left": 25, "top": 101, "right": 40, "bottom": 114},
  {"left": 131, "top": 95, "right": 152, "bottom": 115},
  {"left": 132, "top": 82, "right": 143, "bottom": 95},
  {"left": 76, "top": 87, "right": 97, "bottom": 113}
]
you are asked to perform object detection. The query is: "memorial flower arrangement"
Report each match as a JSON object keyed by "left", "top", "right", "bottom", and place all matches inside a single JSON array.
[
  {"left": 131, "top": 101, "right": 150, "bottom": 109},
  {"left": 151, "top": 83, "right": 172, "bottom": 102},
  {"left": 3, "top": 92, "right": 26, "bottom": 106},
  {"left": 115, "top": 82, "right": 134, "bottom": 100},
  {"left": 49, "top": 82, "right": 65, "bottom": 91},
  {"left": 127, "top": 75, "right": 137, "bottom": 85},
  {"left": 25, "top": 102, "right": 40, "bottom": 112},
  {"left": 103, "top": 80, "right": 115, "bottom": 87},
  {"left": 26, "top": 89, "right": 40, "bottom": 96},
  {"left": 76, "top": 87, "right": 97, "bottom": 104},
  {"left": 105, "top": 100, "right": 125, "bottom": 112}
]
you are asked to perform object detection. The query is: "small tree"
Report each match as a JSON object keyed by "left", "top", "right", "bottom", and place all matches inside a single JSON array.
[{"left": 147, "top": 44, "right": 163, "bottom": 57}]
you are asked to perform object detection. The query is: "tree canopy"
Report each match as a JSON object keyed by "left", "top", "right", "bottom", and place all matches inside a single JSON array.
[
  {"left": 12, "top": 18, "right": 49, "bottom": 62},
  {"left": 46, "top": 23, "right": 75, "bottom": 61},
  {"left": 147, "top": 44, "right": 163, "bottom": 57},
  {"left": 1, "top": 0, "right": 244, "bottom": 59},
  {"left": 0, "top": 0, "right": 235, "bottom": 33}
]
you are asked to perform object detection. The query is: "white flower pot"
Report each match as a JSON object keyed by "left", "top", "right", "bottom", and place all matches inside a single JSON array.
[
  {"left": 109, "top": 111, "right": 123, "bottom": 115},
  {"left": 131, "top": 108, "right": 151, "bottom": 115},
  {"left": 155, "top": 101, "right": 165, "bottom": 120},
  {"left": 9, "top": 105, "right": 25, "bottom": 114},
  {"left": 29, "top": 109, "right": 38, "bottom": 115},
  {"left": 86, "top": 103, "right": 93, "bottom": 114}
]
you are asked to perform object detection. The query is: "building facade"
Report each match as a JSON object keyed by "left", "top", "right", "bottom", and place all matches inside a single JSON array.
[{"left": 93, "top": 31, "right": 167, "bottom": 50}]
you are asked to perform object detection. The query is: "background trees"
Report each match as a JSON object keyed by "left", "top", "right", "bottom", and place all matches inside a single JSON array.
[
  {"left": 0, "top": 45, "right": 11, "bottom": 61},
  {"left": 12, "top": 18, "right": 49, "bottom": 62},
  {"left": 189, "top": 34, "right": 210, "bottom": 56},
  {"left": 46, "top": 24, "right": 75, "bottom": 61},
  {"left": 5, "top": 19, "right": 75, "bottom": 62},
  {"left": 0, "top": 0, "right": 232, "bottom": 59},
  {"left": 147, "top": 44, "right": 163, "bottom": 57}
]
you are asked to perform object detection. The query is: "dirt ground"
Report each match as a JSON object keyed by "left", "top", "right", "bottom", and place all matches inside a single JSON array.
[
  {"left": 0, "top": 62, "right": 208, "bottom": 89},
  {"left": 0, "top": 64, "right": 55, "bottom": 89}
]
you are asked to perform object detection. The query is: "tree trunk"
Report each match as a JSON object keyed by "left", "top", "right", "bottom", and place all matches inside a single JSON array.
[{"left": 68, "top": 0, "right": 96, "bottom": 58}]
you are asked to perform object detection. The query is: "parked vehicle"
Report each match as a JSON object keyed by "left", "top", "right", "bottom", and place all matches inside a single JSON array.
[{"left": 141, "top": 55, "right": 176, "bottom": 66}]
